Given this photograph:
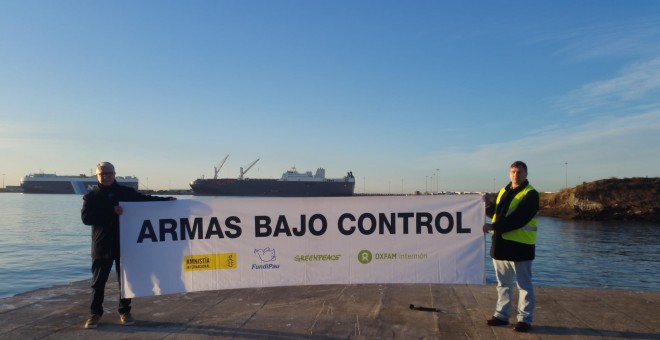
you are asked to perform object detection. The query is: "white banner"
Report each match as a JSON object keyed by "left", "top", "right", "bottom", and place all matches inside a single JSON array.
[{"left": 119, "top": 195, "right": 485, "bottom": 298}]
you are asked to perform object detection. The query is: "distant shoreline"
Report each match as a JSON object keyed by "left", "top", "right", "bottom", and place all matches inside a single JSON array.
[
  {"left": 5, "top": 181, "right": 659, "bottom": 223},
  {"left": 539, "top": 177, "right": 660, "bottom": 222}
]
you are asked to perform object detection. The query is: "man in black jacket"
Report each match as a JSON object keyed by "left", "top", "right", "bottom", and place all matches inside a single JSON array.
[
  {"left": 81, "top": 162, "right": 174, "bottom": 329},
  {"left": 482, "top": 161, "right": 539, "bottom": 333}
]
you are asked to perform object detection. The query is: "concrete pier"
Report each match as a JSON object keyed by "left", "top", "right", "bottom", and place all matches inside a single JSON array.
[{"left": 1, "top": 277, "right": 658, "bottom": 339}]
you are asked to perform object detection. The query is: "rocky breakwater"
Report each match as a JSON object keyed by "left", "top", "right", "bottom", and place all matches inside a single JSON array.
[{"left": 540, "top": 177, "right": 660, "bottom": 221}]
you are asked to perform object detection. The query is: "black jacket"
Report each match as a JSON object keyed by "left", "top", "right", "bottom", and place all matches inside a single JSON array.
[
  {"left": 485, "top": 180, "right": 539, "bottom": 261},
  {"left": 81, "top": 181, "right": 172, "bottom": 259}
]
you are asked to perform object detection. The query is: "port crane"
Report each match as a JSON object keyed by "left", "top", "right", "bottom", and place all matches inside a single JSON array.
[
  {"left": 213, "top": 154, "right": 230, "bottom": 180},
  {"left": 239, "top": 158, "right": 260, "bottom": 180}
]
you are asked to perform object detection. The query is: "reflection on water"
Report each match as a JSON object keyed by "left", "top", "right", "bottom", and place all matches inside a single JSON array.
[
  {"left": 485, "top": 216, "right": 660, "bottom": 291},
  {"left": 0, "top": 194, "right": 90, "bottom": 299},
  {"left": 1, "top": 194, "right": 658, "bottom": 299}
]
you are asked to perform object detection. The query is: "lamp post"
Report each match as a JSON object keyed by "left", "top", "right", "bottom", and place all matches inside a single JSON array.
[
  {"left": 436, "top": 168, "right": 439, "bottom": 192},
  {"left": 2, "top": 174, "right": 4, "bottom": 189},
  {"left": 564, "top": 162, "right": 568, "bottom": 188},
  {"left": 431, "top": 174, "right": 435, "bottom": 194},
  {"left": 425, "top": 176, "right": 428, "bottom": 193}
]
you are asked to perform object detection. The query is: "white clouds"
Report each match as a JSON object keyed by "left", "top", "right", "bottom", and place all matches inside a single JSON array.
[
  {"left": 426, "top": 107, "right": 660, "bottom": 191},
  {"left": 549, "top": 18, "right": 660, "bottom": 62},
  {"left": 559, "top": 57, "right": 660, "bottom": 114},
  {"left": 433, "top": 16, "right": 659, "bottom": 191},
  {"left": 544, "top": 17, "right": 660, "bottom": 117}
]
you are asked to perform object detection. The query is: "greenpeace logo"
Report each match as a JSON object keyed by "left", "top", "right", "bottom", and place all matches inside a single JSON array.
[{"left": 294, "top": 254, "right": 341, "bottom": 262}]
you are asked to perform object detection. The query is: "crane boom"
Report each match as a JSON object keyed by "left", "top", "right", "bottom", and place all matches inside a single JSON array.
[
  {"left": 239, "top": 158, "right": 260, "bottom": 179},
  {"left": 213, "top": 154, "right": 230, "bottom": 179}
]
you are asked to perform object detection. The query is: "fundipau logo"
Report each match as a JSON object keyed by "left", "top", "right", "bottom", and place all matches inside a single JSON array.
[
  {"left": 252, "top": 247, "right": 280, "bottom": 270},
  {"left": 255, "top": 247, "right": 276, "bottom": 262}
]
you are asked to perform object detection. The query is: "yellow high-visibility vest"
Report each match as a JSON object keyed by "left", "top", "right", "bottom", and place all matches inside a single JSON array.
[{"left": 492, "top": 184, "right": 538, "bottom": 245}]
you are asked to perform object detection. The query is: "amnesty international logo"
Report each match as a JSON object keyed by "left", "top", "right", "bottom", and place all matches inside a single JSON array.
[
  {"left": 358, "top": 249, "right": 372, "bottom": 264},
  {"left": 183, "top": 253, "right": 237, "bottom": 272}
]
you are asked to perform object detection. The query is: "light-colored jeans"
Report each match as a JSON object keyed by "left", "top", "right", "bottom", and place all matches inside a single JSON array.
[{"left": 492, "top": 259, "right": 534, "bottom": 323}]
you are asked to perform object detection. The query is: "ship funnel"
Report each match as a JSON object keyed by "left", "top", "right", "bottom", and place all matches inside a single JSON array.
[{"left": 314, "top": 168, "right": 326, "bottom": 178}]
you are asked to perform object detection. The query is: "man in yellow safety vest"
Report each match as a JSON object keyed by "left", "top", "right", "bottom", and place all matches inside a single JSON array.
[{"left": 483, "top": 161, "right": 539, "bottom": 333}]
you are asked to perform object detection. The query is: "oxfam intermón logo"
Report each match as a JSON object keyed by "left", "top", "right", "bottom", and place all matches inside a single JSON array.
[{"left": 358, "top": 249, "right": 373, "bottom": 264}]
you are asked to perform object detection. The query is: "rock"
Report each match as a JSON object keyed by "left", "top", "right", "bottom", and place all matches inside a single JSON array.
[{"left": 540, "top": 177, "right": 660, "bottom": 221}]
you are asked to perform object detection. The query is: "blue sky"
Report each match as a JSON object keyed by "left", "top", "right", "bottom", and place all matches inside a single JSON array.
[{"left": 2, "top": 1, "right": 659, "bottom": 193}]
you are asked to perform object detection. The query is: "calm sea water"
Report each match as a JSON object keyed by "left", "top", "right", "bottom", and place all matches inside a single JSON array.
[{"left": 1, "top": 194, "right": 658, "bottom": 299}]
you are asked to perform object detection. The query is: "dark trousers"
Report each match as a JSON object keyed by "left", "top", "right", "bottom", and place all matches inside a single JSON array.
[{"left": 90, "top": 258, "right": 131, "bottom": 316}]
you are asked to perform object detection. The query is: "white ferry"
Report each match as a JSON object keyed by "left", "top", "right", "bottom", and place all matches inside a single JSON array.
[{"left": 20, "top": 173, "right": 139, "bottom": 194}]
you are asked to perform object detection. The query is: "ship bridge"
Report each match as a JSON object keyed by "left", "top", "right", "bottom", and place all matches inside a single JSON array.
[{"left": 280, "top": 167, "right": 326, "bottom": 182}]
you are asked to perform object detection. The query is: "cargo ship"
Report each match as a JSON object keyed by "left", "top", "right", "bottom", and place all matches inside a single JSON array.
[
  {"left": 189, "top": 157, "right": 355, "bottom": 197},
  {"left": 20, "top": 173, "right": 139, "bottom": 194}
]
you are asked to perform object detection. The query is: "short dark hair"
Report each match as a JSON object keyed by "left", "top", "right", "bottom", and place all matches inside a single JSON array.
[{"left": 510, "top": 161, "right": 528, "bottom": 173}]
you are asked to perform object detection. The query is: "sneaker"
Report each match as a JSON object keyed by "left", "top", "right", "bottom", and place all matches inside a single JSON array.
[
  {"left": 514, "top": 321, "right": 531, "bottom": 332},
  {"left": 84, "top": 314, "right": 101, "bottom": 329},
  {"left": 486, "top": 316, "right": 509, "bottom": 326},
  {"left": 119, "top": 312, "right": 135, "bottom": 326}
]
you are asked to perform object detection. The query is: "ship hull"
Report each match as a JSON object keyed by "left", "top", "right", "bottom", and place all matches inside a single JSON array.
[
  {"left": 190, "top": 178, "right": 355, "bottom": 197},
  {"left": 20, "top": 178, "right": 139, "bottom": 194}
]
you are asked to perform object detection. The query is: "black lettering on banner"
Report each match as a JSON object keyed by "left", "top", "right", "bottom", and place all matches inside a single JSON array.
[
  {"left": 255, "top": 215, "right": 272, "bottom": 237},
  {"left": 257, "top": 214, "right": 328, "bottom": 237},
  {"left": 336, "top": 211, "right": 468, "bottom": 236},
  {"left": 456, "top": 212, "right": 470, "bottom": 233},
  {"left": 434, "top": 211, "right": 454, "bottom": 234},
  {"left": 137, "top": 216, "right": 244, "bottom": 242},
  {"left": 274, "top": 215, "right": 292, "bottom": 237},
  {"left": 205, "top": 217, "right": 224, "bottom": 239},
  {"left": 338, "top": 213, "right": 355, "bottom": 235},
  {"left": 293, "top": 215, "right": 306, "bottom": 236},
  {"left": 379, "top": 213, "right": 396, "bottom": 234},
  {"left": 137, "top": 220, "right": 157, "bottom": 243},
  {"left": 358, "top": 213, "right": 377, "bottom": 235},
  {"left": 399, "top": 212, "right": 414, "bottom": 234},
  {"left": 181, "top": 217, "right": 203, "bottom": 240},
  {"left": 159, "top": 218, "right": 178, "bottom": 241},
  {"left": 308, "top": 214, "right": 327, "bottom": 236},
  {"left": 225, "top": 216, "right": 242, "bottom": 238},
  {"left": 416, "top": 212, "right": 433, "bottom": 234}
]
